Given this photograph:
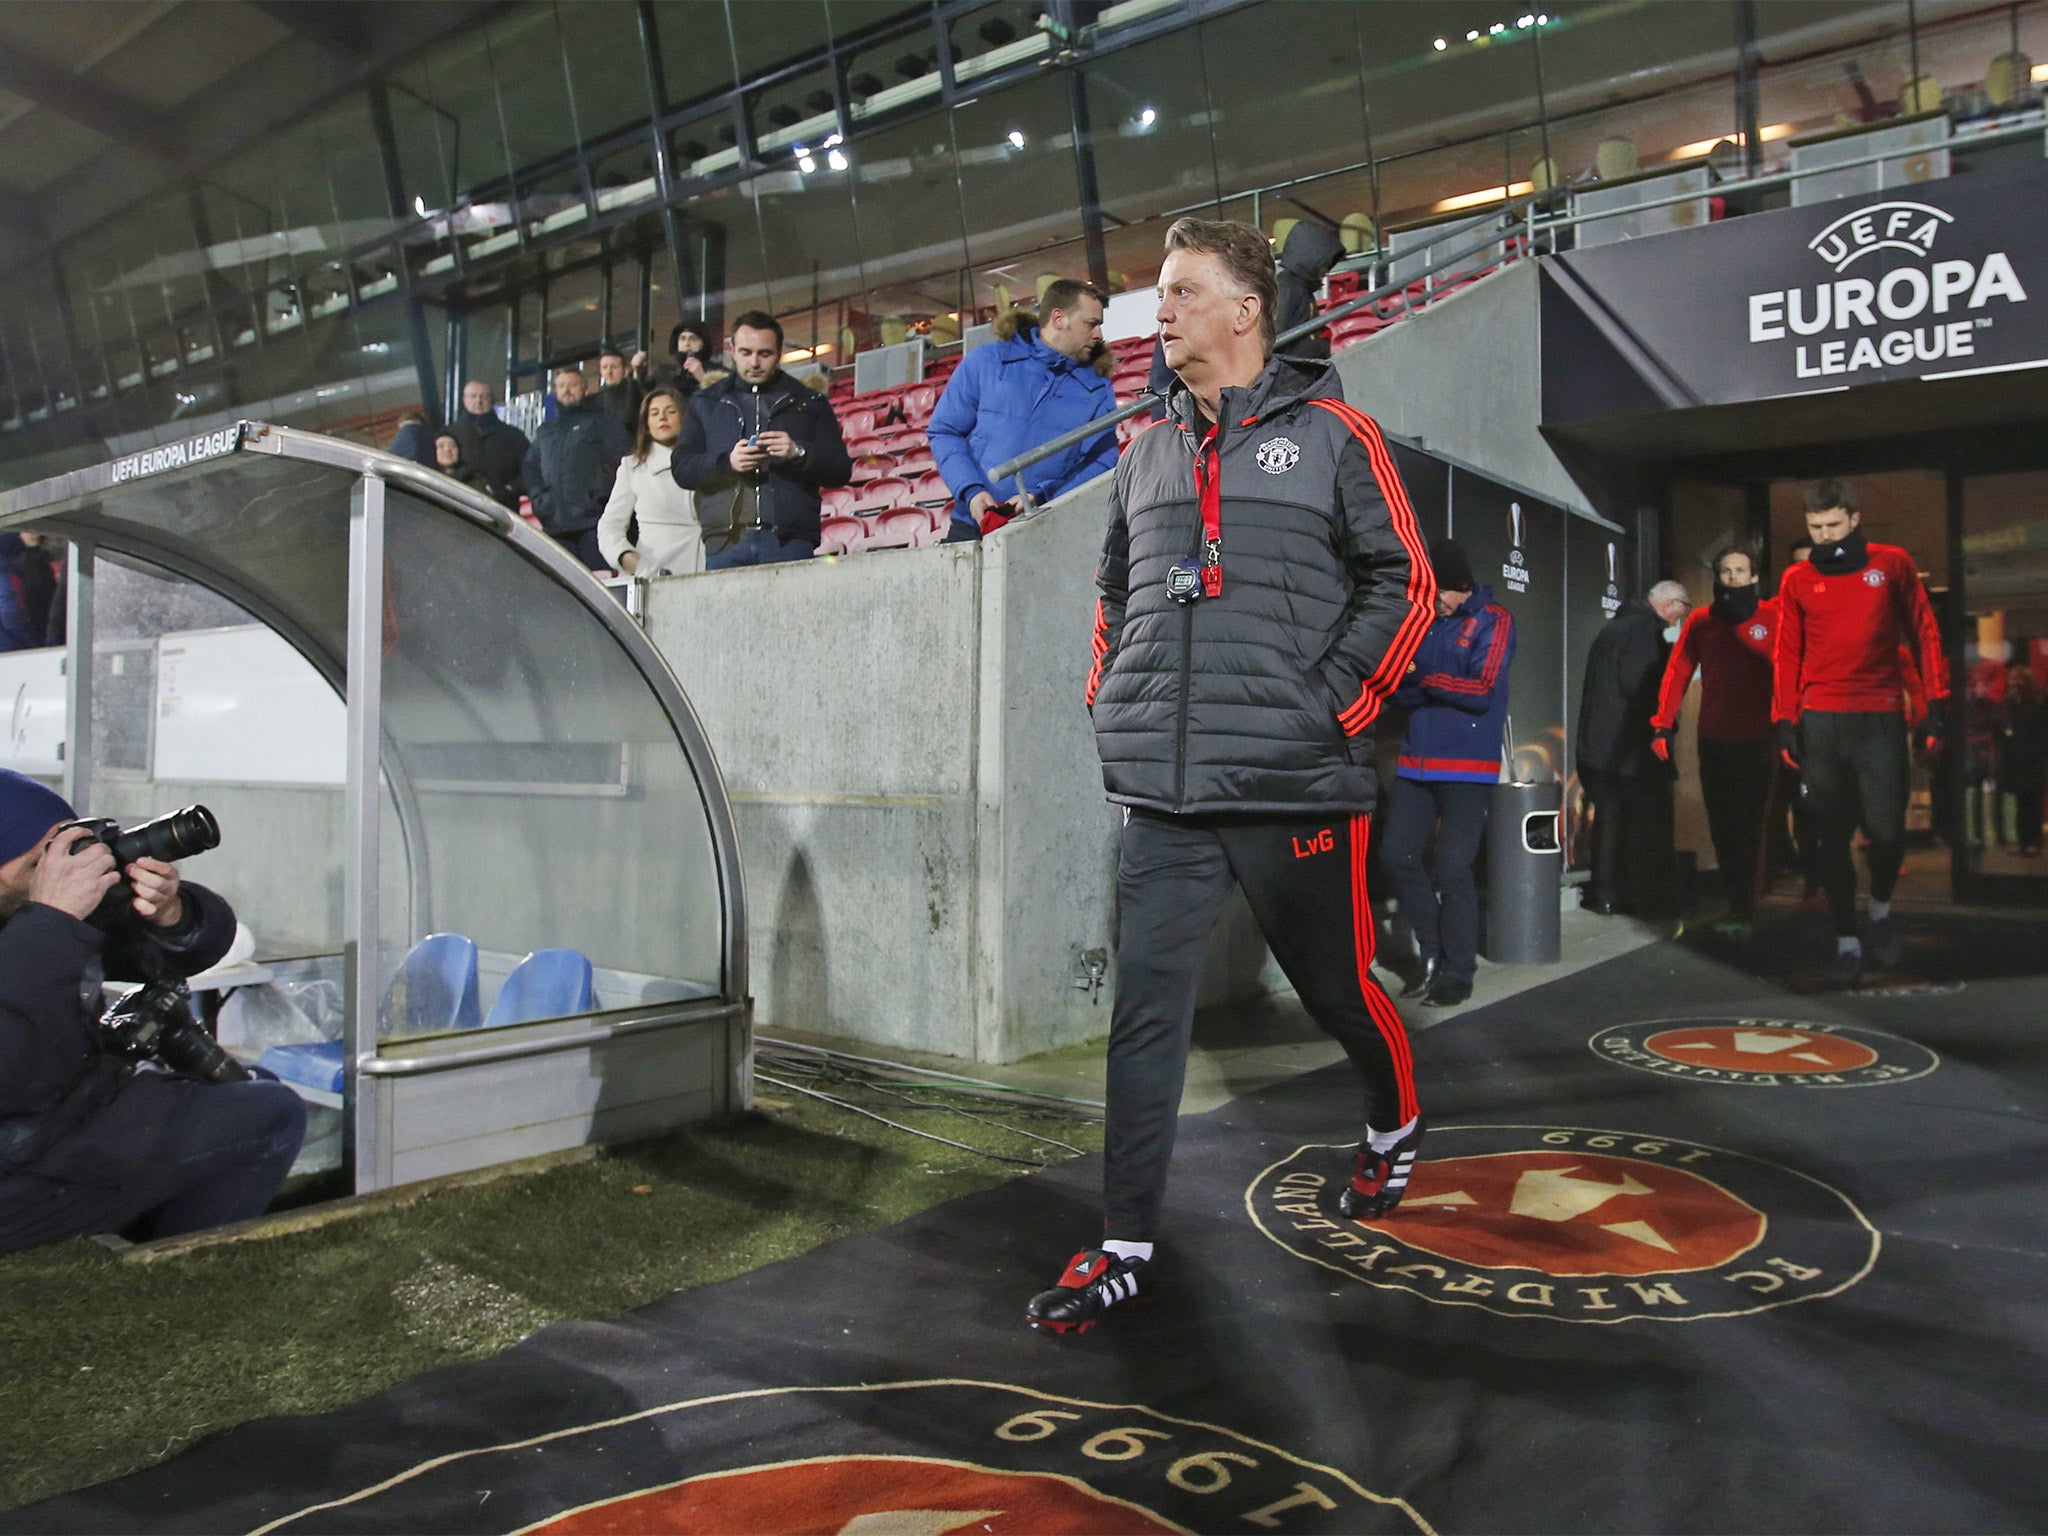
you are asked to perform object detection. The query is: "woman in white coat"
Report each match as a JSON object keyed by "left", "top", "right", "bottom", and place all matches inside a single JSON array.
[{"left": 598, "top": 385, "right": 704, "bottom": 575}]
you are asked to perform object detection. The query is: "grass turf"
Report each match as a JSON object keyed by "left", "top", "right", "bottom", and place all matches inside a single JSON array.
[{"left": 0, "top": 1089, "right": 1103, "bottom": 1511}]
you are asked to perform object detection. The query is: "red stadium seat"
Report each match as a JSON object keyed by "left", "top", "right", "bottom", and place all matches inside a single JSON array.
[
  {"left": 822, "top": 486, "right": 858, "bottom": 517},
  {"left": 818, "top": 515, "right": 865, "bottom": 556},
  {"left": 912, "top": 470, "right": 952, "bottom": 506},
  {"left": 850, "top": 452, "right": 895, "bottom": 485},
  {"left": 1118, "top": 412, "right": 1169, "bottom": 447},
  {"left": 877, "top": 431, "right": 926, "bottom": 456},
  {"left": 894, "top": 450, "right": 937, "bottom": 478},
  {"left": 840, "top": 407, "right": 879, "bottom": 439},
  {"left": 852, "top": 475, "right": 914, "bottom": 514},
  {"left": 904, "top": 384, "right": 939, "bottom": 420},
  {"left": 865, "top": 507, "right": 940, "bottom": 549}
]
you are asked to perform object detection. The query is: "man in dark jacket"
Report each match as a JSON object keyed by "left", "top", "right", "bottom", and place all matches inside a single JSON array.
[
  {"left": 1028, "top": 218, "right": 1434, "bottom": 1335},
  {"left": 523, "top": 366, "right": 633, "bottom": 570},
  {"left": 0, "top": 772, "right": 305, "bottom": 1253},
  {"left": 449, "top": 381, "right": 532, "bottom": 512},
  {"left": 671, "top": 311, "right": 851, "bottom": 568},
  {"left": 1382, "top": 540, "right": 1515, "bottom": 1008},
  {"left": 1272, "top": 219, "right": 1346, "bottom": 361},
  {"left": 386, "top": 410, "right": 438, "bottom": 468},
  {"left": 594, "top": 347, "right": 646, "bottom": 429},
  {"left": 1577, "top": 580, "right": 1690, "bottom": 915}
]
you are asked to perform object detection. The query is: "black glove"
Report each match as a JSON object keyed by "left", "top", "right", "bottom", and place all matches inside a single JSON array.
[
  {"left": 1650, "top": 727, "right": 1674, "bottom": 764},
  {"left": 1917, "top": 698, "right": 1949, "bottom": 758},
  {"left": 1776, "top": 719, "right": 1802, "bottom": 771}
]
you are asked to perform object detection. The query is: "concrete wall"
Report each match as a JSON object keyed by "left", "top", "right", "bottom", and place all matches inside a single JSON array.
[{"left": 1335, "top": 260, "right": 1597, "bottom": 520}]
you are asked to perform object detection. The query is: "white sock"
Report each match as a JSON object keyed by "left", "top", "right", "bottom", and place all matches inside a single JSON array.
[
  {"left": 1868, "top": 900, "right": 1891, "bottom": 922},
  {"left": 1837, "top": 935, "right": 1862, "bottom": 955},
  {"left": 1102, "top": 1239, "right": 1153, "bottom": 1265},
  {"left": 1367, "top": 1115, "right": 1419, "bottom": 1154}
]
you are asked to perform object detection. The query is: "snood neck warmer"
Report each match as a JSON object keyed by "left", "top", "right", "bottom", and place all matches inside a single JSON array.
[{"left": 1808, "top": 528, "right": 1869, "bottom": 575}]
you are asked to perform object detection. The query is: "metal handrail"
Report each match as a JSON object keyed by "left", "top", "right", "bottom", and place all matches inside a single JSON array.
[{"left": 985, "top": 185, "right": 1555, "bottom": 488}]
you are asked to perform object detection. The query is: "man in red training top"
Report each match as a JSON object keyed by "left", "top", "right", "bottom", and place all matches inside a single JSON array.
[
  {"left": 1773, "top": 480, "right": 1949, "bottom": 980},
  {"left": 1652, "top": 545, "right": 1777, "bottom": 938}
]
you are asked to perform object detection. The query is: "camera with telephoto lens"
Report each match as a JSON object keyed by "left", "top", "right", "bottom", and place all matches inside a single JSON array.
[{"left": 59, "top": 805, "right": 249, "bottom": 1085}]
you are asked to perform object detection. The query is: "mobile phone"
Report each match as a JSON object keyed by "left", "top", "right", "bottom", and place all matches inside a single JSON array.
[{"left": 748, "top": 433, "right": 760, "bottom": 447}]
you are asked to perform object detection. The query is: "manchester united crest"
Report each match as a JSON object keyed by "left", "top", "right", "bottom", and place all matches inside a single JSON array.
[
  {"left": 249, "top": 1381, "right": 1427, "bottom": 1535},
  {"left": 1255, "top": 436, "right": 1300, "bottom": 474},
  {"left": 1248, "top": 1125, "right": 1877, "bottom": 1323},
  {"left": 1590, "top": 1018, "right": 1938, "bottom": 1088}
]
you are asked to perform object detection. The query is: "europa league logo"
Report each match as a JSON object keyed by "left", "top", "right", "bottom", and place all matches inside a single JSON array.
[
  {"left": 1606, "top": 542, "right": 1618, "bottom": 585},
  {"left": 1510, "top": 501, "right": 1525, "bottom": 549}
]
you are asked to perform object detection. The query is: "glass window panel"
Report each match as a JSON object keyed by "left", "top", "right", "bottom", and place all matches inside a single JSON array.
[
  {"left": 487, "top": 3, "right": 579, "bottom": 175},
  {"left": 376, "top": 488, "right": 724, "bottom": 1029},
  {"left": 751, "top": 59, "right": 841, "bottom": 157},
  {"left": 607, "top": 256, "right": 646, "bottom": 350},
  {"left": 462, "top": 304, "right": 514, "bottom": 399},
  {"left": 843, "top": 108, "right": 963, "bottom": 302},
  {"left": 1961, "top": 469, "right": 2048, "bottom": 881},
  {"left": 401, "top": 34, "right": 514, "bottom": 199},
  {"left": 1358, "top": 3, "right": 1546, "bottom": 169},
  {"left": 1537, "top": 1, "right": 1738, "bottom": 108},
  {"left": 544, "top": 263, "right": 606, "bottom": 363},
  {"left": 947, "top": 2, "right": 1045, "bottom": 83},
  {"left": 950, "top": 72, "right": 1084, "bottom": 267},
  {"left": 1083, "top": 28, "right": 1221, "bottom": 226},
  {"left": 389, "top": 80, "right": 459, "bottom": 214},
  {"left": 1759, "top": 19, "right": 1919, "bottom": 147},
  {"left": 750, "top": 152, "right": 866, "bottom": 331},
  {"left": 845, "top": 20, "right": 944, "bottom": 127},
  {"left": 651, "top": 0, "right": 740, "bottom": 110},
  {"left": 674, "top": 179, "right": 774, "bottom": 327},
  {"left": 726, "top": 0, "right": 832, "bottom": 81},
  {"left": 559, "top": 0, "right": 655, "bottom": 142},
  {"left": 1198, "top": 5, "right": 1370, "bottom": 205}
]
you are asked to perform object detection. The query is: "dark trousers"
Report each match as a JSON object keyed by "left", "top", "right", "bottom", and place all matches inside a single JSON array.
[
  {"left": 2009, "top": 779, "right": 2045, "bottom": 853},
  {"left": 1697, "top": 738, "right": 1774, "bottom": 915},
  {"left": 707, "top": 528, "right": 817, "bottom": 569},
  {"left": 1802, "top": 710, "right": 1909, "bottom": 936},
  {"left": 1581, "top": 768, "right": 1674, "bottom": 915},
  {"left": 0, "top": 1077, "right": 306, "bottom": 1254},
  {"left": 1104, "top": 809, "right": 1418, "bottom": 1242},
  {"left": 556, "top": 526, "right": 607, "bottom": 572},
  {"left": 1379, "top": 777, "right": 1490, "bottom": 983}
]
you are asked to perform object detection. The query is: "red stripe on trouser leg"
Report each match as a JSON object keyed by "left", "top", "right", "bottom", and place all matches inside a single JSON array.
[{"left": 1350, "top": 814, "right": 1418, "bottom": 1125}]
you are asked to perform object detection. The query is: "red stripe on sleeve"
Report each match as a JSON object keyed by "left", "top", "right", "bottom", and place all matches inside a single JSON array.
[
  {"left": 1085, "top": 598, "right": 1108, "bottom": 707},
  {"left": 1310, "top": 400, "right": 1435, "bottom": 735}
]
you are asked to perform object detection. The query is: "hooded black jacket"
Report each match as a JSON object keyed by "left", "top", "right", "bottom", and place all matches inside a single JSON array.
[
  {"left": 670, "top": 370, "right": 852, "bottom": 549},
  {"left": 1577, "top": 599, "right": 1673, "bottom": 778},
  {"left": 449, "top": 409, "right": 532, "bottom": 512},
  {"left": 1274, "top": 221, "right": 1347, "bottom": 362},
  {"left": 1087, "top": 355, "right": 1434, "bottom": 815},
  {"left": 522, "top": 400, "right": 632, "bottom": 538}
]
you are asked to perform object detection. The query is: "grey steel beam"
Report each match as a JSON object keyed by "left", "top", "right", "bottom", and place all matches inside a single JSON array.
[{"left": 0, "top": 50, "right": 192, "bottom": 165}]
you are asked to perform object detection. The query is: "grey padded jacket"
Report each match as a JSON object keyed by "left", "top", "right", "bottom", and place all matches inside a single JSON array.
[{"left": 1086, "top": 354, "right": 1434, "bottom": 815}]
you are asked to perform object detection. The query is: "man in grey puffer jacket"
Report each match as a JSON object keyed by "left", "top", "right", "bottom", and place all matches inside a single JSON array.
[{"left": 1028, "top": 218, "right": 1436, "bottom": 1334}]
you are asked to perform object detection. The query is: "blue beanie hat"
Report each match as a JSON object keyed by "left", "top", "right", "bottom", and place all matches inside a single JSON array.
[{"left": 0, "top": 770, "right": 75, "bottom": 866}]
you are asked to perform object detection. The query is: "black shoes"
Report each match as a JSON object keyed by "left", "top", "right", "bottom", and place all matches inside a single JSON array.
[
  {"left": 1339, "top": 1118, "right": 1426, "bottom": 1220},
  {"left": 1026, "top": 1250, "right": 1156, "bottom": 1334},
  {"left": 1424, "top": 973, "right": 1472, "bottom": 1007},
  {"left": 1398, "top": 957, "right": 1438, "bottom": 1000}
]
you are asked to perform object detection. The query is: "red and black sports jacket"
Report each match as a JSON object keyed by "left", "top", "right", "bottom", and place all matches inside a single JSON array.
[
  {"left": 1654, "top": 599, "right": 1779, "bottom": 744},
  {"left": 1773, "top": 541, "right": 1948, "bottom": 722}
]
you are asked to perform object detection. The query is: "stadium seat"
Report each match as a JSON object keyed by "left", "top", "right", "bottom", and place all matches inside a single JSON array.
[
  {"left": 840, "top": 406, "right": 879, "bottom": 439},
  {"left": 903, "top": 384, "right": 939, "bottom": 422},
  {"left": 822, "top": 486, "right": 858, "bottom": 518},
  {"left": 894, "top": 449, "right": 937, "bottom": 478},
  {"left": 878, "top": 430, "right": 926, "bottom": 455},
  {"left": 1326, "top": 269, "right": 1364, "bottom": 305},
  {"left": 850, "top": 453, "right": 894, "bottom": 485},
  {"left": 1119, "top": 412, "right": 1169, "bottom": 447},
  {"left": 483, "top": 948, "right": 595, "bottom": 1028},
  {"left": 865, "top": 507, "right": 938, "bottom": 549},
  {"left": 260, "top": 1038, "right": 344, "bottom": 1096},
  {"left": 845, "top": 434, "right": 886, "bottom": 458},
  {"left": 912, "top": 470, "right": 952, "bottom": 506},
  {"left": 852, "top": 475, "right": 914, "bottom": 514},
  {"left": 819, "top": 514, "right": 865, "bottom": 555},
  {"left": 380, "top": 932, "right": 481, "bottom": 1036}
]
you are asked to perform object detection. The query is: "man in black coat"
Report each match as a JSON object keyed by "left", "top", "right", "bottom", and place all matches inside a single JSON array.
[
  {"left": 523, "top": 366, "right": 633, "bottom": 570},
  {"left": 1271, "top": 219, "right": 1346, "bottom": 361},
  {"left": 672, "top": 311, "right": 851, "bottom": 567},
  {"left": 1577, "top": 580, "right": 1691, "bottom": 915},
  {"left": 449, "top": 380, "right": 532, "bottom": 513},
  {"left": 0, "top": 772, "right": 305, "bottom": 1254},
  {"left": 1028, "top": 218, "right": 1434, "bottom": 1335}
]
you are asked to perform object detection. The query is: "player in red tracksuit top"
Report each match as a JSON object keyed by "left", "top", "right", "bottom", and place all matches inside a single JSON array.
[
  {"left": 1773, "top": 480, "right": 1949, "bottom": 979},
  {"left": 1651, "top": 546, "right": 1777, "bottom": 934}
]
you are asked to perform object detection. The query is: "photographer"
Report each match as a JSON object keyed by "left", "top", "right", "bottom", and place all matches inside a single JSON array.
[{"left": 0, "top": 772, "right": 304, "bottom": 1253}]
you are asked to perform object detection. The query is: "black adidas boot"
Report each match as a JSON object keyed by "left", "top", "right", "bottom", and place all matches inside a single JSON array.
[
  {"left": 1026, "top": 1249, "right": 1155, "bottom": 1334},
  {"left": 1338, "top": 1118, "right": 1426, "bottom": 1220}
]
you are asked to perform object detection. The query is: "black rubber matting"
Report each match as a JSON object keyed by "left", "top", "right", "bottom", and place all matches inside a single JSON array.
[{"left": 11, "top": 918, "right": 2048, "bottom": 1535}]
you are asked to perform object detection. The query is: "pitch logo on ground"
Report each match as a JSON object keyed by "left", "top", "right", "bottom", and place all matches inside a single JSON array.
[
  {"left": 249, "top": 1381, "right": 1430, "bottom": 1536},
  {"left": 1590, "top": 1017, "right": 1938, "bottom": 1088},
  {"left": 1248, "top": 1124, "right": 1877, "bottom": 1323}
]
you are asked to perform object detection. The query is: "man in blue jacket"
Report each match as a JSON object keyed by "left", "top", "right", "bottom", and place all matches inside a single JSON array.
[
  {"left": 1381, "top": 540, "right": 1516, "bottom": 1008},
  {"left": 929, "top": 279, "right": 1117, "bottom": 541}
]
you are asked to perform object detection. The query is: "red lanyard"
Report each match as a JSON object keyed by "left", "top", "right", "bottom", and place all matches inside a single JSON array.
[{"left": 1191, "top": 424, "right": 1223, "bottom": 598}]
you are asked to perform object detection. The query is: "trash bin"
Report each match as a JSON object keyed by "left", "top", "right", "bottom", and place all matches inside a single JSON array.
[{"left": 1486, "top": 778, "right": 1562, "bottom": 963}]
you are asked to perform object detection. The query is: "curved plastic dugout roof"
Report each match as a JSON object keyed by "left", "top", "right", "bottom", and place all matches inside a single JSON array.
[{"left": 0, "top": 421, "right": 747, "bottom": 1015}]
